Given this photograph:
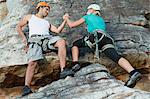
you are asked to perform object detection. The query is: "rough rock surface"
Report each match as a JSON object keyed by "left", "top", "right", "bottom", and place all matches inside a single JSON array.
[
  {"left": 0, "top": 0, "right": 150, "bottom": 98},
  {"left": 16, "top": 64, "right": 150, "bottom": 99},
  {"left": 0, "top": 0, "right": 7, "bottom": 23},
  {"left": 0, "top": 0, "right": 32, "bottom": 66}
]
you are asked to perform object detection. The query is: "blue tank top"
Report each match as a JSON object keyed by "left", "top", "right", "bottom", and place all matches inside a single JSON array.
[{"left": 82, "top": 14, "right": 106, "bottom": 33}]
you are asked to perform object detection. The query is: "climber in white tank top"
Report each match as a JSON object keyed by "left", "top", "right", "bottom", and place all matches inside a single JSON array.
[
  {"left": 28, "top": 15, "right": 50, "bottom": 37},
  {"left": 16, "top": 2, "right": 71, "bottom": 96}
]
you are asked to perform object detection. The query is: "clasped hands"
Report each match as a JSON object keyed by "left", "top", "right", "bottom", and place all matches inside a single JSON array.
[{"left": 63, "top": 13, "right": 70, "bottom": 20}]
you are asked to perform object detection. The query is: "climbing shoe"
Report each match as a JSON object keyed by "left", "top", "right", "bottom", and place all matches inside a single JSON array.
[
  {"left": 22, "top": 85, "right": 33, "bottom": 96},
  {"left": 125, "top": 72, "right": 142, "bottom": 88},
  {"left": 71, "top": 63, "right": 81, "bottom": 72},
  {"left": 60, "top": 68, "right": 75, "bottom": 79}
]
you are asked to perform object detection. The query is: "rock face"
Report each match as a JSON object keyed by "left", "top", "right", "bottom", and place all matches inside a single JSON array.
[
  {"left": 17, "top": 64, "right": 150, "bottom": 99},
  {"left": 0, "top": 0, "right": 150, "bottom": 66},
  {"left": 0, "top": 56, "right": 60, "bottom": 88},
  {"left": 0, "top": 0, "right": 32, "bottom": 66},
  {"left": 0, "top": 0, "right": 150, "bottom": 98},
  {"left": 0, "top": 0, "right": 7, "bottom": 23}
]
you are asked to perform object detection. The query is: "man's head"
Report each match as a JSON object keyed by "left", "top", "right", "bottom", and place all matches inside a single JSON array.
[{"left": 36, "top": 2, "right": 50, "bottom": 17}]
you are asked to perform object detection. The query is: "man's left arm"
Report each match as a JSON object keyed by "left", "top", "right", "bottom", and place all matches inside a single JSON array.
[{"left": 50, "top": 20, "right": 66, "bottom": 33}]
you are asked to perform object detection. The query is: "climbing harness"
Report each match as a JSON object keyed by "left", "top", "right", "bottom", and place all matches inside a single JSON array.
[
  {"left": 84, "top": 29, "right": 115, "bottom": 59},
  {"left": 28, "top": 35, "right": 52, "bottom": 52}
]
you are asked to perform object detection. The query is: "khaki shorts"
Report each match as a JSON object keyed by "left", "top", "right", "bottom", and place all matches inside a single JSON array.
[{"left": 27, "top": 36, "right": 63, "bottom": 62}]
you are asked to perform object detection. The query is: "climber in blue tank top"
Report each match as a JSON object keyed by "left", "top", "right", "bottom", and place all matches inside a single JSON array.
[
  {"left": 82, "top": 13, "right": 106, "bottom": 33},
  {"left": 63, "top": 4, "right": 142, "bottom": 88}
]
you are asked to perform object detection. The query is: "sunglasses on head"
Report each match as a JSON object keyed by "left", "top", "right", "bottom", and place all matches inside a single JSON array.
[{"left": 40, "top": 6, "right": 50, "bottom": 11}]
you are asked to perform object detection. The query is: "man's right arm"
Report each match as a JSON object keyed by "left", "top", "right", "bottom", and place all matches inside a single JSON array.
[{"left": 16, "top": 15, "right": 31, "bottom": 45}]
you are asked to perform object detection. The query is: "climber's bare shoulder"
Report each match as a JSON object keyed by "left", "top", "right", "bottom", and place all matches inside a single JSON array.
[
  {"left": 23, "top": 14, "right": 32, "bottom": 22},
  {"left": 17, "top": 14, "right": 32, "bottom": 27}
]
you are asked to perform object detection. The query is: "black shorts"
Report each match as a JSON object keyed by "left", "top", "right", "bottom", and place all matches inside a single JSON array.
[
  {"left": 73, "top": 33, "right": 113, "bottom": 49},
  {"left": 73, "top": 33, "right": 122, "bottom": 63}
]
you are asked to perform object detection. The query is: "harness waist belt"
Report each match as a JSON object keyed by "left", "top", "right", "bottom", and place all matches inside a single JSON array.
[
  {"left": 94, "top": 29, "right": 106, "bottom": 34},
  {"left": 31, "top": 34, "right": 51, "bottom": 37}
]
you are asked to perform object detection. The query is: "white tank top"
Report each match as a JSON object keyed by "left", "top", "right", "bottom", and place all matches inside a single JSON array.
[{"left": 28, "top": 15, "right": 50, "bottom": 37}]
